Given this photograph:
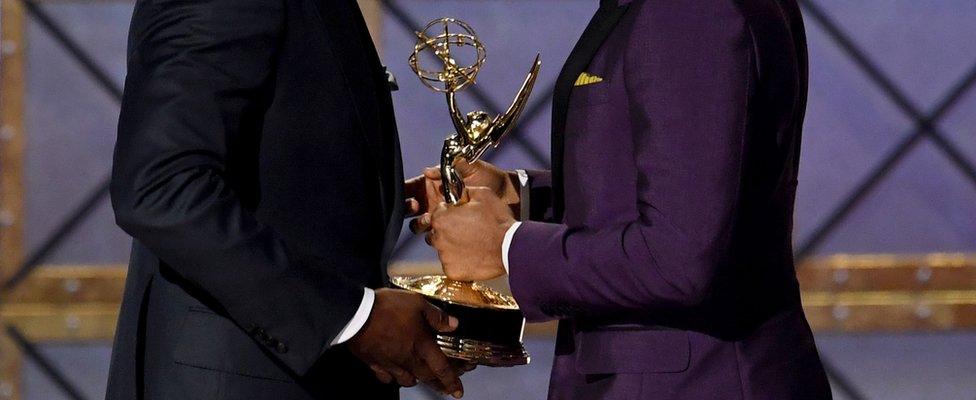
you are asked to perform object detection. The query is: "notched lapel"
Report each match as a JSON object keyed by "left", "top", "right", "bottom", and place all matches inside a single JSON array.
[
  {"left": 551, "top": 2, "right": 631, "bottom": 219},
  {"left": 554, "top": 4, "right": 630, "bottom": 128},
  {"left": 309, "top": 0, "right": 385, "bottom": 152},
  {"left": 306, "top": 0, "right": 400, "bottom": 220}
]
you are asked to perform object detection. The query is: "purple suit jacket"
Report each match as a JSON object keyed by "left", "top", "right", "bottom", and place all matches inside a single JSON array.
[{"left": 507, "top": 1, "right": 832, "bottom": 399}]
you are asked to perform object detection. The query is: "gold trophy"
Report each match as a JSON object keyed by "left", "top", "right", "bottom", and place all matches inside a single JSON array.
[{"left": 390, "top": 17, "right": 541, "bottom": 367}]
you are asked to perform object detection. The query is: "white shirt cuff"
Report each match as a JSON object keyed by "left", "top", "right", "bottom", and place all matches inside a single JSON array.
[
  {"left": 501, "top": 221, "right": 523, "bottom": 273},
  {"left": 330, "top": 288, "right": 375, "bottom": 345}
]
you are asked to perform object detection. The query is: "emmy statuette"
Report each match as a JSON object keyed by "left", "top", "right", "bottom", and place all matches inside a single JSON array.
[{"left": 390, "top": 17, "right": 541, "bottom": 367}]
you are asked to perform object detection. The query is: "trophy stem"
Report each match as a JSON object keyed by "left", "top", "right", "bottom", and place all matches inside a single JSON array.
[
  {"left": 440, "top": 137, "right": 465, "bottom": 205},
  {"left": 447, "top": 91, "right": 467, "bottom": 138}
]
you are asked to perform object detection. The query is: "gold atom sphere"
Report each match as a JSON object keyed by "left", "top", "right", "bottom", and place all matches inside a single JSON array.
[{"left": 409, "top": 17, "right": 487, "bottom": 93}]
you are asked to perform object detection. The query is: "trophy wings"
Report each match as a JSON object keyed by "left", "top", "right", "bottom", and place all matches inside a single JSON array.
[{"left": 475, "top": 54, "right": 543, "bottom": 160}]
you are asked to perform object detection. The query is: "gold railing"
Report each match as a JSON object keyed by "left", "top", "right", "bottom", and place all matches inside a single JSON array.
[{"left": 3, "top": 254, "right": 975, "bottom": 345}]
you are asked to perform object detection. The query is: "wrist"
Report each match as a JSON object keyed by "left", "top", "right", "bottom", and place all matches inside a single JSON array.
[
  {"left": 497, "top": 216, "right": 515, "bottom": 252},
  {"left": 499, "top": 217, "right": 515, "bottom": 235},
  {"left": 347, "top": 292, "right": 381, "bottom": 346}
]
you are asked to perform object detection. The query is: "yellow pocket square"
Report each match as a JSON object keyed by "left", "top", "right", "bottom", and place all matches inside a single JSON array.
[{"left": 574, "top": 72, "right": 604, "bottom": 87}]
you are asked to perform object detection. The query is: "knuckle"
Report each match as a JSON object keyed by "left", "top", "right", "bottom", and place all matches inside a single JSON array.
[
  {"left": 431, "top": 217, "right": 444, "bottom": 230},
  {"left": 433, "top": 364, "right": 452, "bottom": 377},
  {"left": 413, "top": 370, "right": 433, "bottom": 382},
  {"left": 395, "top": 371, "right": 413, "bottom": 381}
]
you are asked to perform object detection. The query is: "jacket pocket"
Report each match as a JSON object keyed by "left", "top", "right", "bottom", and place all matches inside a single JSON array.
[
  {"left": 575, "top": 328, "right": 690, "bottom": 375},
  {"left": 568, "top": 82, "right": 612, "bottom": 108},
  {"left": 173, "top": 308, "right": 295, "bottom": 383}
]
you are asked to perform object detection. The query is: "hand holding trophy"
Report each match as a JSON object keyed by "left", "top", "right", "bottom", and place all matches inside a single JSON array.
[{"left": 391, "top": 17, "right": 541, "bottom": 367}]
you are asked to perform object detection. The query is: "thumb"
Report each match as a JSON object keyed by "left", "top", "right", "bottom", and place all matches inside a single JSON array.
[
  {"left": 423, "top": 166, "right": 442, "bottom": 180},
  {"left": 422, "top": 303, "right": 459, "bottom": 333}
]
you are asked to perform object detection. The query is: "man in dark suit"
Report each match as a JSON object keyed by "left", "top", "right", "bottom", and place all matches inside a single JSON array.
[
  {"left": 107, "top": 0, "right": 465, "bottom": 398},
  {"left": 422, "top": 0, "right": 832, "bottom": 398}
]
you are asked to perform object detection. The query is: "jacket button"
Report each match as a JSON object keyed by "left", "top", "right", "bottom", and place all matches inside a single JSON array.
[{"left": 275, "top": 342, "right": 289, "bottom": 354}]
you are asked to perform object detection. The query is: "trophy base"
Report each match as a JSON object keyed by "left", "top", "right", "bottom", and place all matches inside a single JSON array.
[
  {"left": 436, "top": 335, "right": 530, "bottom": 367},
  {"left": 390, "top": 275, "right": 531, "bottom": 367}
]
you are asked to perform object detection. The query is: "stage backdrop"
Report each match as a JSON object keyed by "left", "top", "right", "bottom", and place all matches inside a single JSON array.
[{"left": 5, "top": 1, "right": 975, "bottom": 399}]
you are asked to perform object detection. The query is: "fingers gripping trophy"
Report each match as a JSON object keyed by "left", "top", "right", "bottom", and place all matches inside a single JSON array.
[{"left": 391, "top": 18, "right": 542, "bottom": 367}]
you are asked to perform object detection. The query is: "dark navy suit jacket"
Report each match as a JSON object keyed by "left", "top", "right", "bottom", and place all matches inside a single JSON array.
[
  {"left": 509, "top": 1, "right": 832, "bottom": 398},
  {"left": 107, "top": 0, "right": 403, "bottom": 398}
]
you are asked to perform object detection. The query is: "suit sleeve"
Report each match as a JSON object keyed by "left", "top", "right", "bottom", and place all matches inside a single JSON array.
[
  {"left": 508, "top": 2, "right": 753, "bottom": 322},
  {"left": 111, "top": 0, "right": 364, "bottom": 374}
]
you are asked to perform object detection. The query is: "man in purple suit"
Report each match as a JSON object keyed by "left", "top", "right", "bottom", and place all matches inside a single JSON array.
[{"left": 418, "top": 0, "right": 833, "bottom": 398}]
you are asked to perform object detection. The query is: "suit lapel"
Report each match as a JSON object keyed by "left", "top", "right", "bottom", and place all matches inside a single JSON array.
[
  {"left": 310, "top": 0, "right": 398, "bottom": 224},
  {"left": 551, "top": 1, "right": 630, "bottom": 220},
  {"left": 345, "top": 0, "right": 401, "bottom": 228},
  {"left": 379, "top": 132, "right": 404, "bottom": 282}
]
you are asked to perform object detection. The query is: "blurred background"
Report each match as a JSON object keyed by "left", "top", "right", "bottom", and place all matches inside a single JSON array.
[{"left": 0, "top": 0, "right": 974, "bottom": 399}]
